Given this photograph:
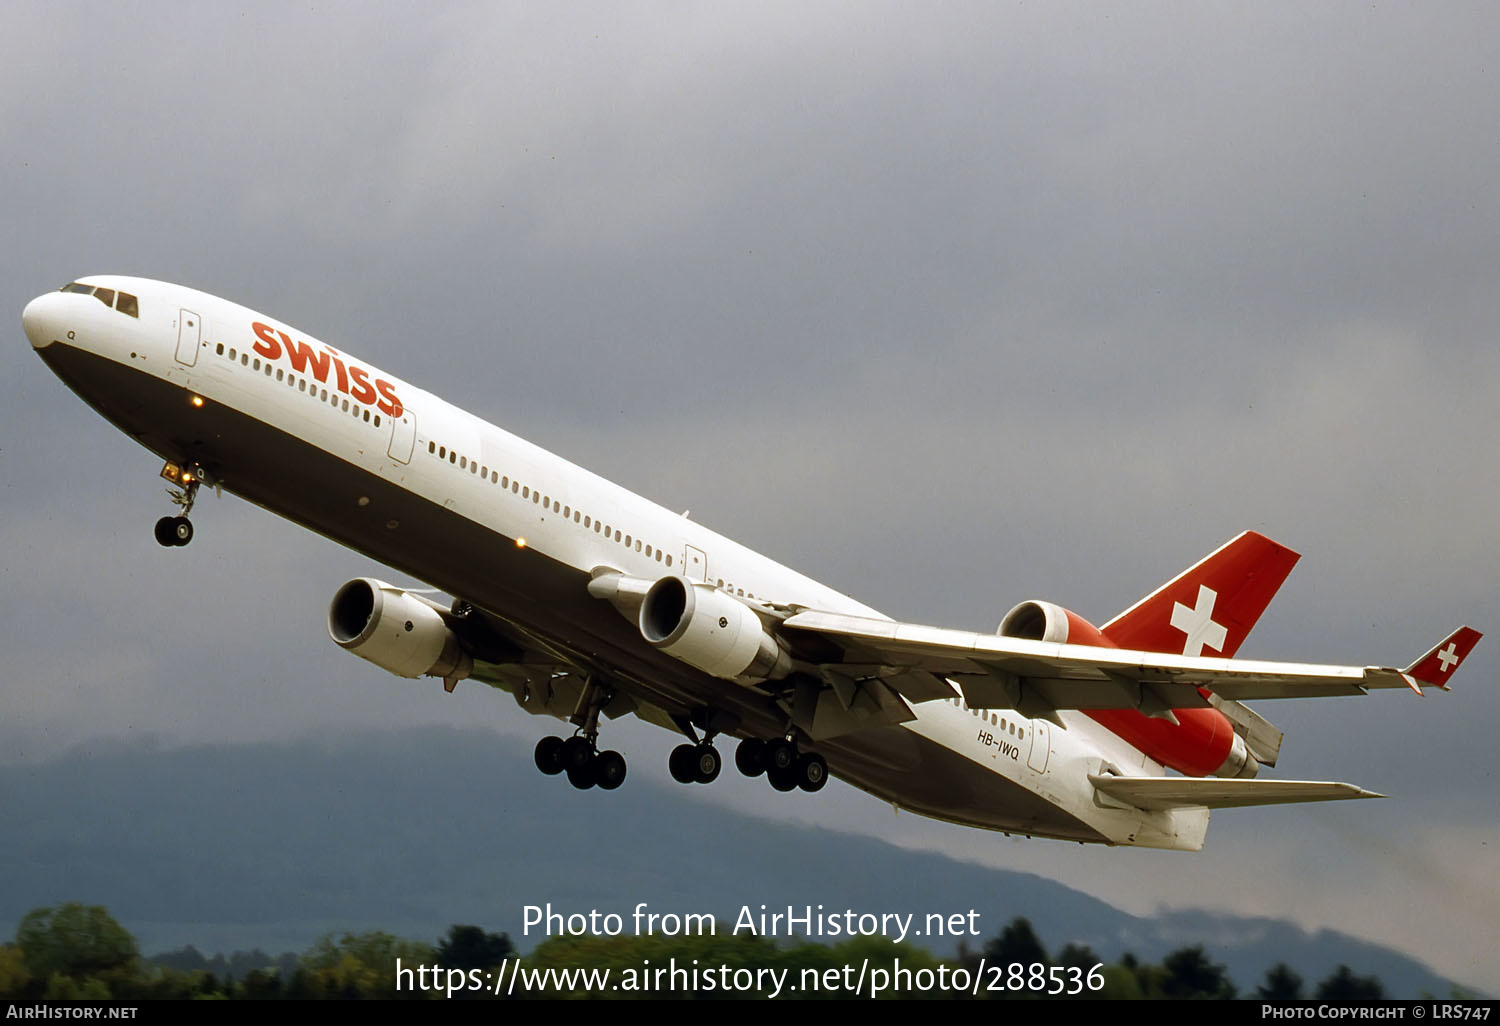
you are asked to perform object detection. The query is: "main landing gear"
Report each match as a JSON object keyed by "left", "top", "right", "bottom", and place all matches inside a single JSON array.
[
  {"left": 154, "top": 461, "right": 207, "bottom": 548},
  {"left": 668, "top": 741, "right": 722, "bottom": 785},
  {"left": 534, "top": 735, "right": 627, "bottom": 791},
  {"left": 532, "top": 678, "right": 626, "bottom": 791},
  {"left": 734, "top": 736, "right": 828, "bottom": 793}
]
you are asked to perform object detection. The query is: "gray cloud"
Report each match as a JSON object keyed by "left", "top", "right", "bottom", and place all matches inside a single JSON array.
[{"left": 4, "top": 0, "right": 1496, "bottom": 990}]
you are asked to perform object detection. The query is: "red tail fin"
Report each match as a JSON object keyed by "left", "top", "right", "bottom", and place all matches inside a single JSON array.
[{"left": 1101, "top": 532, "right": 1300, "bottom": 657}]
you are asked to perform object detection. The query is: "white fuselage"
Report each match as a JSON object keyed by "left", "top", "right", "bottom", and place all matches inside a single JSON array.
[{"left": 25, "top": 275, "right": 1209, "bottom": 851}]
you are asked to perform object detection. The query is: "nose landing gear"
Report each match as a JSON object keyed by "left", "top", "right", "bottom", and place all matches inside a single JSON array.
[{"left": 154, "top": 461, "right": 210, "bottom": 547}]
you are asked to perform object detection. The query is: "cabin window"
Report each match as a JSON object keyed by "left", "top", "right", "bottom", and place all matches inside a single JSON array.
[
  {"left": 216, "top": 343, "right": 225, "bottom": 356},
  {"left": 460, "top": 456, "right": 467, "bottom": 469},
  {"left": 116, "top": 293, "right": 138, "bottom": 317},
  {"left": 666, "top": 554, "right": 672, "bottom": 567},
  {"left": 491, "top": 471, "right": 498, "bottom": 484},
  {"left": 63, "top": 282, "right": 93, "bottom": 294},
  {"left": 93, "top": 287, "right": 115, "bottom": 308}
]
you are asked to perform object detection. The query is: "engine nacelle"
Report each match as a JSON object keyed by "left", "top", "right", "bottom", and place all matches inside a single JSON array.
[
  {"left": 327, "top": 578, "right": 473, "bottom": 683},
  {"left": 638, "top": 576, "right": 791, "bottom": 683},
  {"left": 997, "top": 600, "right": 1260, "bottom": 779},
  {"left": 998, "top": 600, "right": 1113, "bottom": 647}
]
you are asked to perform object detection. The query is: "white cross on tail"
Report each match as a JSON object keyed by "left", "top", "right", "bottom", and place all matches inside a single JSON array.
[{"left": 1170, "top": 585, "right": 1229, "bottom": 657}]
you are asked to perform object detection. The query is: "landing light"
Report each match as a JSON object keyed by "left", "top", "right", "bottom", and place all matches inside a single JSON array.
[
  {"left": 190, "top": 395, "right": 204, "bottom": 408},
  {"left": 516, "top": 537, "right": 527, "bottom": 549}
]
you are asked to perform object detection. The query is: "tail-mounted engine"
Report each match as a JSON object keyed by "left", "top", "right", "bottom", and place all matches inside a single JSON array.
[
  {"left": 998, "top": 599, "right": 1259, "bottom": 779},
  {"left": 327, "top": 578, "right": 473, "bottom": 684},
  {"left": 638, "top": 576, "right": 791, "bottom": 684}
]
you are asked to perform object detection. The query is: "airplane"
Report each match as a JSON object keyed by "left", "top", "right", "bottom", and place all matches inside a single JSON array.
[{"left": 24, "top": 275, "right": 1482, "bottom": 851}]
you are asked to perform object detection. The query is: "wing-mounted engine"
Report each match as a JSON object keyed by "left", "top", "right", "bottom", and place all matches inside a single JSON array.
[
  {"left": 638, "top": 576, "right": 792, "bottom": 684},
  {"left": 327, "top": 578, "right": 473, "bottom": 685}
]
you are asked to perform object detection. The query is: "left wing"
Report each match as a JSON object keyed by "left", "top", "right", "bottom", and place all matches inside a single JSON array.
[
  {"left": 779, "top": 611, "right": 1481, "bottom": 715},
  {"left": 1088, "top": 775, "right": 1383, "bottom": 810}
]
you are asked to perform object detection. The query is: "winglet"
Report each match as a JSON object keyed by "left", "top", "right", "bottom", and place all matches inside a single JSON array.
[{"left": 1402, "top": 626, "right": 1483, "bottom": 691}]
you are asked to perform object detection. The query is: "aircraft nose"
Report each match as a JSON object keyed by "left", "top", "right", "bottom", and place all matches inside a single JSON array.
[{"left": 22, "top": 292, "right": 62, "bottom": 349}]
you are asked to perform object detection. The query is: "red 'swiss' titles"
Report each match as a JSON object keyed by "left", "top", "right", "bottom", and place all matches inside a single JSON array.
[{"left": 251, "top": 321, "right": 404, "bottom": 417}]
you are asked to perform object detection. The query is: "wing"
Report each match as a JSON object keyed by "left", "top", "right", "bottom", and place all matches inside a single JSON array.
[
  {"left": 1088, "top": 774, "right": 1383, "bottom": 811},
  {"left": 780, "top": 610, "right": 1482, "bottom": 717}
]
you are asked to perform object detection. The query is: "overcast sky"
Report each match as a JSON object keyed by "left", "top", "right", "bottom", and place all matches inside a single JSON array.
[{"left": 3, "top": 1, "right": 1497, "bottom": 992}]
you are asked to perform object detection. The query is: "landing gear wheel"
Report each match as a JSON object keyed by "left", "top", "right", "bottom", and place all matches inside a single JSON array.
[
  {"left": 767, "top": 765, "right": 799, "bottom": 792},
  {"left": 534, "top": 736, "right": 566, "bottom": 776},
  {"left": 594, "top": 750, "right": 627, "bottom": 791},
  {"left": 562, "top": 735, "right": 594, "bottom": 774},
  {"left": 734, "top": 738, "right": 767, "bottom": 778},
  {"left": 765, "top": 738, "right": 797, "bottom": 774},
  {"left": 170, "top": 517, "right": 194, "bottom": 546},
  {"left": 154, "top": 517, "right": 177, "bottom": 547},
  {"left": 693, "top": 744, "right": 721, "bottom": 784},
  {"left": 797, "top": 753, "right": 828, "bottom": 792},
  {"left": 669, "top": 744, "right": 699, "bottom": 784},
  {"left": 566, "top": 760, "right": 597, "bottom": 790}
]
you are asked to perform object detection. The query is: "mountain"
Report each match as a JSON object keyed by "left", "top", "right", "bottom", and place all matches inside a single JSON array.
[{"left": 0, "top": 726, "right": 1467, "bottom": 996}]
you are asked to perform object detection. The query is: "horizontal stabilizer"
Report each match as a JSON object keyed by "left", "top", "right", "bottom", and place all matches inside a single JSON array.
[{"left": 1088, "top": 774, "right": 1383, "bottom": 811}]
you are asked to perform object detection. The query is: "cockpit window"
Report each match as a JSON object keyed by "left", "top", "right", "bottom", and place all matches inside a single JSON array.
[{"left": 56, "top": 282, "right": 139, "bottom": 317}]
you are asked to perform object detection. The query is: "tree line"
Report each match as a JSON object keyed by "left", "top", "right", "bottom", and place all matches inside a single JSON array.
[{"left": 0, "top": 901, "right": 1419, "bottom": 1000}]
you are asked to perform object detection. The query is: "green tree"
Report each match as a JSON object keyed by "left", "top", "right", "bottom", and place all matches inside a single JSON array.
[
  {"left": 0, "top": 945, "right": 31, "bottom": 998},
  {"left": 983, "top": 917, "right": 1048, "bottom": 968},
  {"left": 1056, "top": 941, "right": 1101, "bottom": 970},
  {"left": 1315, "top": 965, "right": 1384, "bottom": 1000},
  {"left": 1257, "top": 962, "right": 1305, "bottom": 999},
  {"left": 14, "top": 904, "right": 138, "bottom": 982},
  {"left": 1159, "top": 945, "right": 1236, "bottom": 999},
  {"left": 301, "top": 931, "right": 437, "bottom": 999},
  {"left": 437, "top": 924, "right": 515, "bottom": 971}
]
